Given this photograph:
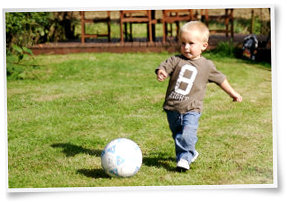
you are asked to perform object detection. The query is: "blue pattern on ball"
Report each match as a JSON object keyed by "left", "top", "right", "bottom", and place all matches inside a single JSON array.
[
  {"left": 116, "top": 155, "right": 125, "bottom": 166},
  {"left": 109, "top": 168, "right": 119, "bottom": 176},
  {"left": 106, "top": 145, "right": 116, "bottom": 153},
  {"left": 101, "top": 150, "right": 105, "bottom": 157}
]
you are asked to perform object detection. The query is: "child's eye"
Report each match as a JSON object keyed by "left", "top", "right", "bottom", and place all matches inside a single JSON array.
[{"left": 181, "top": 42, "right": 194, "bottom": 46}]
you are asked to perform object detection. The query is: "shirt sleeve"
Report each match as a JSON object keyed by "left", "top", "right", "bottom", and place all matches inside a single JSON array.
[
  {"left": 207, "top": 60, "right": 226, "bottom": 85},
  {"left": 155, "top": 56, "right": 178, "bottom": 75}
]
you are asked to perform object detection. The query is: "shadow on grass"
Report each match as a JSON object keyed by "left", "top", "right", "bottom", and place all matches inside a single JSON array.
[
  {"left": 77, "top": 168, "right": 110, "bottom": 179},
  {"left": 51, "top": 143, "right": 110, "bottom": 178},
  {"left": 143, "top": 156, "right": 177, "bottom": 172},
  {"left": 51, "top": 143, "right": 179, "bottom": 177},
  {"left": 51, "top": 143, "right": 102, "bottom": 157}
]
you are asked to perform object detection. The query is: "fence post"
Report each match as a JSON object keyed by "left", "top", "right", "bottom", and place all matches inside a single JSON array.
[
  {"left": 80, "top": 11, "right": 85, "bottom": 43},
  {"left": 251, "top": 9, "right": 255, "bottom": 34}
]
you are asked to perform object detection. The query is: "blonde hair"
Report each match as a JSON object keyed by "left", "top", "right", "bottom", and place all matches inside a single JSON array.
[{"left": 179, "top": 21, "right": 210, "bottom": 43}]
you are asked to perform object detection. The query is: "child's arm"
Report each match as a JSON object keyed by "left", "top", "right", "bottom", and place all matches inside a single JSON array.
[
  {"left": 156, "top": 69, "right": 168, "bottom": 82},
  {"left": 219, "top": 79, "right": 242, "bottom": 102}
]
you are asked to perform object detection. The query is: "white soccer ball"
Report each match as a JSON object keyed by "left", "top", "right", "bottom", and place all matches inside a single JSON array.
[{"left": 101, "top": 138, "right": 142, "bottom": 177}]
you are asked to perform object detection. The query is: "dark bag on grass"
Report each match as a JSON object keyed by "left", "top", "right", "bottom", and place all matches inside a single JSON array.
[{"left": 242, "top": 34, "right": 258, "bottom": 60}]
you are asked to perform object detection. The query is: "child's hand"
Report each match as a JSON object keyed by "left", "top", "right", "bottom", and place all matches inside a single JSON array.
[
  {"left": 231, "top": 92, "right": 243, "bottom": 102},
  {"left": 157, "top": 69, "right": 168, "bottom": 82},
  {"left": 220, "top": 79, "right": 242, "bottom": 102}
]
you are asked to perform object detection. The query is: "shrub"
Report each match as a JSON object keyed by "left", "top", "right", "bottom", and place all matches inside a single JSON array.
[
  {"left": 5, "top": 12, "right": 79, "bottom": 79},
  {"left": 5, "top": 12, "right": 52, "bottom": 53},
  {"left": 5, "top": 12, "right": 79, "bottom": 54},
  {"left": 211, "top": 40, "right": 236, "bottom": 57}
]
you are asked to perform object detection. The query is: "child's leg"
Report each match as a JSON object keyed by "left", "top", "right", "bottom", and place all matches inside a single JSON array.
[
  {"left": 177, "top": 111, "right": 201, "bottom": 163},
  {"left": 166, "top": 110, "right": 201, "bottom": 164}
]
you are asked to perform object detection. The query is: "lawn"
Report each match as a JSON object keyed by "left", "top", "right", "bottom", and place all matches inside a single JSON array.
[{"left": 6, "top": 51, "right": 273, "bottom": 188}]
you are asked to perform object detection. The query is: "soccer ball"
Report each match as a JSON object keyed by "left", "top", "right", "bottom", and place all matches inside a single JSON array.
[{"left": 101, "top": 138, "right": 142, "bottom": 177}]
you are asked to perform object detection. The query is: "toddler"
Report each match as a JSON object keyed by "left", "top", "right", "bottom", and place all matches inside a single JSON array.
[{"left": 155, "top": 21, "right": 242, "bottom": 172}]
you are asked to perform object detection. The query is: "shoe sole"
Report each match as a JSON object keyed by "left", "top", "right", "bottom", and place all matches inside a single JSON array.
[
  {"left": 176, "top": 160, "right": 190, "bottom": 172},
  {"left": 176, "top": 166, "right": 188, "bottom": 172}
]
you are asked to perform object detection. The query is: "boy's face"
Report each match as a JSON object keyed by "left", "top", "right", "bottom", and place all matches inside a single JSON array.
[{"left": 180, "top": 30, "right": 208, "bottom": 60}]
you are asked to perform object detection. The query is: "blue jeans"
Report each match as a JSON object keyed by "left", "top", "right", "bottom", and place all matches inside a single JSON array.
[{"left": 165, "top": 110, "right": 201, "bottom": 164}]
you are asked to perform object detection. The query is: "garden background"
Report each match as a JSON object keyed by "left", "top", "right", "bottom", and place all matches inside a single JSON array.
[{"left": 4, "top": 6, "right": 274, "bottom": 189}]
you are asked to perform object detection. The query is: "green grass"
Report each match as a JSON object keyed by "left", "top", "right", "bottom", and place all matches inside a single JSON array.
[{"left": 6, "top": 52, "right": 273, "bottom": 188}]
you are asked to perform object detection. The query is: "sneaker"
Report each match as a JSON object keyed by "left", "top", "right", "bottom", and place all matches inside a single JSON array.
[
  {"left": 191, "top": 151, "right": 199, "bottom": 163},
  {"left": 176, "top": 159, "right": 190, "bottom": 172}
]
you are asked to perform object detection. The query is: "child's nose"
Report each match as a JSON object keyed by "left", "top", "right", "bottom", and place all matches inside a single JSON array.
[{"left": 184, "top": 43, "right": 190, "bottom": 50}]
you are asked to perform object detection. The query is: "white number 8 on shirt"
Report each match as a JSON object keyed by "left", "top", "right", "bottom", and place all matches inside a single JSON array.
[{"left": 174, "top": 64, "right": 198, "bottom": 96}]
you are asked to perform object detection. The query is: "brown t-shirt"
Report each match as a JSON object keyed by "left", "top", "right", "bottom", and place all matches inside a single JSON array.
[{"left": 156, "top": 55, "right": 226, "bottom": 113}]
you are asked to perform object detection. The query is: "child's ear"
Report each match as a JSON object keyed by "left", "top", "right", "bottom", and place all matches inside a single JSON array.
[{"left": 202, "top": 42, "right": 208, "bottom": 51}]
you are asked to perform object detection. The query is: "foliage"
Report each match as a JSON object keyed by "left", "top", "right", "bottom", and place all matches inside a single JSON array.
[
  {"left": 205, "top": 40, "right": 238, "bottom": 58},
  {"left": 233, "top": 17, "right": 270, "bottom": 35},
  {"left": 6, "top": 54, "right": 41, "bottom": 80},
  {"left": 204, "top": 40, "right": 271, "bottom": 65},
  {"left": 5, "top": 12, "right": 52, "bottom": 52},
  {"left": 11, "top": 44, "right": 33, "bottom": 62},
  {"left": 46, "top": 12, "right": 79, "bottom": 42},
  {"left": 5, "top": 12, "right": 79, "bottom": 54},
  {"left": 5, "top": 11, "right": 79, "bottom": 77},
  {"left": 214, "top": 41, "right": 236, "bottom": 57}
]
